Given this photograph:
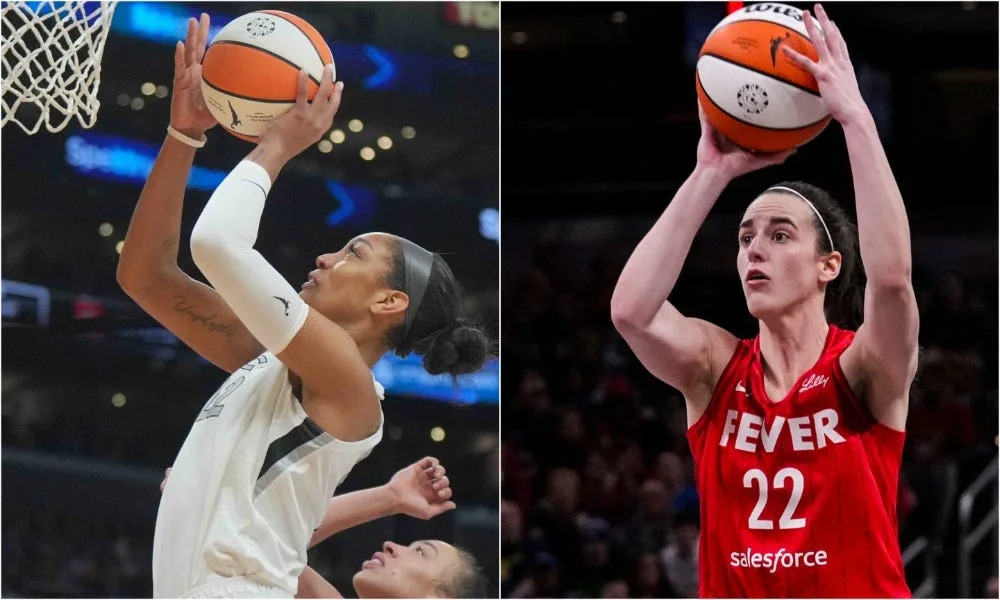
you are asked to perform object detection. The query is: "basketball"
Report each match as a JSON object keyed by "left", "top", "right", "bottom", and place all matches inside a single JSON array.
[
  {"left": 696, "top": 3, "right": 830, "bottom": 152},
  {"left": 201, "top": 10, "right": 334, "bottom": 142}
]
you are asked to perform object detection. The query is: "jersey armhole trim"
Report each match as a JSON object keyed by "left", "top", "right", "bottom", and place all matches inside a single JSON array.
[
  {"left": 832, "top": 349, "right": 906, "bottom": 438},
  {"left": 687, "top": 339, "right": 750, "bottom": 435}
]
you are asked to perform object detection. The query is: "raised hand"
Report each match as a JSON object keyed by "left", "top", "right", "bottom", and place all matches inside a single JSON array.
[
  {"left": 781, "top": 4, "right": 869, "bottom": 126},
  {"left": 695, "top": 103, "right": 795, "bottom": 181},
  {"left": 257, "top": 65, "right": 343, "bottom": 161},
  {"left": 387, "top": 456, "right": 457, "bottom": 519},
  {"left": 171, "top": 14, "right": 217, "bottom": 138}
]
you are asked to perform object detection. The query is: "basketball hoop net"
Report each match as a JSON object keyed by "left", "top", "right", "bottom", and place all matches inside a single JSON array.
[{"left": 2, "top": 1, "right": 117, "bottom": 134}]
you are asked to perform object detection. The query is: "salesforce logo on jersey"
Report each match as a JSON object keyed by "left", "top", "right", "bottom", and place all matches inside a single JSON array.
[
  {"left": 373, "top": 355, "right": 498, "bottom": 404},
  {"left": 730, "top": 547, "right": 828, "bottom": 573}
]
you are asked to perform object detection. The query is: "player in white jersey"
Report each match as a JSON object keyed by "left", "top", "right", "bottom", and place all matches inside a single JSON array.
[
  {"left": 119, "top": 14, "right": 490, "bottom": 598},
  {"left": 163, "top": 457, "right": 487, "bottom": 598}
]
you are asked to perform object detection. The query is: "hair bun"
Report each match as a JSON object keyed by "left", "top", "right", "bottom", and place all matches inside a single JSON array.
[{"left": 423, "top": 324, "right": 489, "bottom": 376}]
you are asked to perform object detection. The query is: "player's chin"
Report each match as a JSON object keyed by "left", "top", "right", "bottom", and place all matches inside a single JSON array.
[
  {"left": 745, "top": 295, "right": 777, "bottom": 321},
  {"left": 352, "top": 570, "right": 388, "bottom": 597}
]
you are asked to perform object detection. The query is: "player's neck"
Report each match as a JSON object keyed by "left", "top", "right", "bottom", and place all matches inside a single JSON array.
[
  {"left": 356, "top": 338, "right": 389, "bottom": 368},
  {"left": 757, "top": 306, "right": 830, "bottom": 394},
  {"left": 340, "top": 321, "right": 391, "bottom": 368}
]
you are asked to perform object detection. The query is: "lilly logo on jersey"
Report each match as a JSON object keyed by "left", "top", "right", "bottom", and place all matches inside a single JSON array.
[
  {"left": 720, "top": 408, "right": 847, "bottom": 453},
  {"left": 799, "top": 373, "right": 830, "bottom": 393},
  {"left": 730, "top": 547, "right": 829, "bottom": 573}
]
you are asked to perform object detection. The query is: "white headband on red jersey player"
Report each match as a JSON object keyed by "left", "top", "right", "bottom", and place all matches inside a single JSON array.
[{"left": 763, "top": 186, "right": 836, "bottom": 253}]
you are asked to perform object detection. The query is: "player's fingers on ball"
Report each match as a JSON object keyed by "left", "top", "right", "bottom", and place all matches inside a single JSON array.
[
  {"left": 801, "top": 10, "right": 830, "bottom": 62},
  {"left": 295, "top": 69, "right": 309, "bottom": 108},
  {"left": 174, "top": 41, "right": 186, "bottom": 79},
  {"left": 317, "top": 64, "right": 335, "bottom": 101},
  {"left": 327, "top": 81, "right": 344, "bottom": 116},
  {"left": 827, "top": 20, "right": 849, "bottom": 61},
  {"left": 185, "top": 18, "right": 198, "bottom": 65},
  {"left": 816, "top": 10, "right": 844, "bottom": 61},
  {"left": 814, "top": 4, "right": 833, "bottom": 29},
  {"left": 782, "top": 46, "right": 816, "bottom": 74},
  {"left": 197, "top": 13, "right": 210, "bottom": 60}
]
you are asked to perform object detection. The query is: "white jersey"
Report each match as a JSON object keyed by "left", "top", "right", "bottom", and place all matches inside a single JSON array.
[{"left": 152, "top": 352, "right": 383, "bottom": 598}]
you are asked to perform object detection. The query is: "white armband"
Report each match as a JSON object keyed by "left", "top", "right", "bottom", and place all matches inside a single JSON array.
[{"left": 190, "top": 160, "right": 308, "bottom": 354}]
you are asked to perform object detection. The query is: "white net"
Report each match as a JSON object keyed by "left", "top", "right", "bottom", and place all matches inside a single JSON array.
[{"left": 2, "top": 1, "right": 117, "bottom": 134}]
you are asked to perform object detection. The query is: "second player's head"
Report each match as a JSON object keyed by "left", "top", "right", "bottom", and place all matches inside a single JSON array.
[
  {"left": 299, "top": 232, "right": 488, "bottom": 376},
  {"left": 352, "top": 539, "right": 486, "bottom": 598},
  {"left": 737, "top": 182, "right": 863, "bottom": 328}
]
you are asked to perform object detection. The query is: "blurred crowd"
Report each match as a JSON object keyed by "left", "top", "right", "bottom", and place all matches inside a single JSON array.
[
  {"left": 501, "top": 239, "right": 998, "bottom": 598},
  {"left": 2, "top": 508, "right": 152, "bottom": 598}
]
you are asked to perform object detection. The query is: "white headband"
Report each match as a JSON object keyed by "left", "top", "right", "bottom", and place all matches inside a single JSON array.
[{"left": 764, "top": 186, "right": 835, "bottom": 252}]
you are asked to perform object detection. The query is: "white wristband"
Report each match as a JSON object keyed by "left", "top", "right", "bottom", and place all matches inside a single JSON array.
[{"left": 166, "top": 125, "right": 207, "bottom": 148}]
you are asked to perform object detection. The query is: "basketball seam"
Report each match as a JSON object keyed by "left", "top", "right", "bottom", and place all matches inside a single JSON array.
[
  {"left": 202, "top": 75, "right": 297, "bottom": 104},
  {"left": 696, "top": 71, "right": 830, "bottom": 132},
  {"left": 259, "top": 10, "right": 328, "bottom": 70},
  {"left": 208, "top": 40, "right": 322, "bottom": 87},
  {"left": 699, "top": 52, "right": 822, "bottom": 98}
]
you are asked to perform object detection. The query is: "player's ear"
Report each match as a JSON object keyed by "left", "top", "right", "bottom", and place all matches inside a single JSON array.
[{"left": 371, "top": 289, "right": 408, "bottom": 318}]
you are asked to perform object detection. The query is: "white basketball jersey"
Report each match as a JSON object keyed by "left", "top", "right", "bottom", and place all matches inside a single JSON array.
[{"left": 152, "top": 352, "right": 384, "bottom": 598}]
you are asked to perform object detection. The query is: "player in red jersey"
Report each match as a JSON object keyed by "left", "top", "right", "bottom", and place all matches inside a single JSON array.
[{"left": 611, "top": 4, "right": 917, "bottom": 598}]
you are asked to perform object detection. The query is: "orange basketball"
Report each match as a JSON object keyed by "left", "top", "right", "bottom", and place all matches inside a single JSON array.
[
  {"left": 201, "top": 10, "right": 334, "bottom": 142},
  {"left": 696, "top": 3, "right": 830, "bottom": 152}
]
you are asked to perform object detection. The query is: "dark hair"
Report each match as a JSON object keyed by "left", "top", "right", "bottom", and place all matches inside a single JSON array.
[
  {"left": 436, "top": 547, "right": 488, "bottom": 598},
  {"left": 768, "top": 181, "right": 866, "bottom": 329},
  {"left": 384, "top": 241, "right": 490, "bottom": 376}
]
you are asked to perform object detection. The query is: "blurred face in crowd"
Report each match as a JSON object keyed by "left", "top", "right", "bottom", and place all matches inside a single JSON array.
[
  {"left": 635, "top": 553, "right": 662, "bottom": 591},
  {"left": 654, "top": 452, "right": 684, "bottom": 490},
  {"left": 501, "top": 500, "right": 523, "bottom": 547},
  {"left": 601, "top": 579, "right": 630, "bottom": 598},
  {"left": 559, "top": 409, "right": 586, "bottom": 443},
  {"left": 676, "top": 522, "right": 699, "bottom": 551},
  {"left": 352, "top": 539, "right": 464, "bottom": 598},
  {"left": 581, "top": 536, "right": 610, "bottom": 568},
  {"left": 546, "top": 468, "right": 580, "bottom": 514},
  {"left": 738, "top": 193, "right": 841, "bottom": 322},
  {"left": 640, "top": 479, "right": 670, "bottom": 520}
]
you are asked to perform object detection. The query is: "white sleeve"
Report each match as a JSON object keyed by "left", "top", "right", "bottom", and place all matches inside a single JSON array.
[{"left": 190, "top": 160, "right": 308, "bottom": 354}]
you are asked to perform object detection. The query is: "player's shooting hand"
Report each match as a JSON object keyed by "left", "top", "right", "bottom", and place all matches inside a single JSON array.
[
  {"left": 695, "top": 103, "right": 795, "bottom": 180},
  {"left": 780, "top": 4, "right": 869, "bottom": 126},
  {"left": 258, "top": 65, "right": 342, "bottom": 162},
  {"left": 171, "top": 14, "right": 217, "bottom": 138},
  {"left": 387, "top": 457, "right": 457, "bottom": 519}
]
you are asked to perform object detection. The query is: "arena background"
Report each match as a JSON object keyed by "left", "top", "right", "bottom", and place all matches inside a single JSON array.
[
  {"left": 501, "top": 3, "right": 998, "bottom": 598},
  {"left": 1, "top": 2, "right": 499, "bottom": 597}
]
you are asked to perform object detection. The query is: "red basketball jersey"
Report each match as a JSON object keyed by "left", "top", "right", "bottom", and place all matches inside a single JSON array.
[{"left": 687, "top": 325, "right": 910, "bottom": 598}]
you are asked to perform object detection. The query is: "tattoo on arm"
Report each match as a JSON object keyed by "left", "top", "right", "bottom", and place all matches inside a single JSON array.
[{"left": 173, "top": 295, "right": 235, "bottom": 337}]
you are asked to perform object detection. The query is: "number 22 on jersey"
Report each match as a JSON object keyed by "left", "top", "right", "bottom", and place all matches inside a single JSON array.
[{"left": 743, "top": 467, "right": 806, "bottom": 530}]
